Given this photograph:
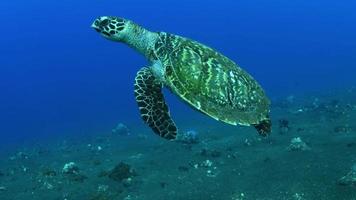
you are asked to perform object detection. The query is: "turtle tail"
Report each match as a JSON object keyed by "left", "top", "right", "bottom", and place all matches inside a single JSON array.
[{"left": 253, "top": 117, "right": 272, "bottom": 136}]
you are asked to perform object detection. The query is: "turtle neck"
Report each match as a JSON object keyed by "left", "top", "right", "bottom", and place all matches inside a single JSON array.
[{"left": 122, "top": 21, "right": 159, "bottom": 60}]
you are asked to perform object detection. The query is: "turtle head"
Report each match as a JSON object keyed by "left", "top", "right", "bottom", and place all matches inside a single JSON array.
[
  {"left": 92, "top": 16, "right": 158, "bottom": 58},
  {"left": 91, "top": 16, "right": 128, "bottom": 42}
]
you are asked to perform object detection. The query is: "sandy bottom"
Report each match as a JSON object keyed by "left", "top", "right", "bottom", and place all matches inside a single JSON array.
[{"left": 0, "top": 91, "right": 355, "bottom": 200}]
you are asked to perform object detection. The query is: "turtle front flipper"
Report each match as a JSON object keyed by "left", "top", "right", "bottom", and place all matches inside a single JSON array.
[{"left": 134, "top": 67, "right": 178, "bottom": 140}]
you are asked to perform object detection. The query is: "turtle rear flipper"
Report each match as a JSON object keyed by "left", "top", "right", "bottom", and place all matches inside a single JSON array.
[
  {"left": 134, "top": 67, "right": 177, "bottom": 140},
  {"left": 253, "top": 118, "right": 272, "bottom": 136}
]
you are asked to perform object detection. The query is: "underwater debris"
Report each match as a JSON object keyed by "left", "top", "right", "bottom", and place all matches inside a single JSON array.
[
  {"left": 278, "top": 119, "right": 290, "bottom": 134},
  {"left": 201, "top": 162, "right": 217, "bottom": 177},
  {"left": 9, "top": 151, "right": 30, "bottom": 161},
  {"left": 227, "top": 151, "right": 240, "bottom": 159},
  {"left": 292, "top": 108, "right": 306, "bottom": 114},
  {"left": 108, "top": 162, "right": 136, "bottom": 182},
  {"left": 312, "top": 98, "right": 320, "bottom": 109},
  {"left": 316, "top": 99, "right": 349, "bottom": 118},
  {"left": 338, "top": 164, "right": 356, "bottom": 186},
  {"left": 87, "top": 143, "right": 104, "bottom": 152},
  {"left": 243, "top": 138, "right": 252, "bottom": 146},
  {"left": 20, "top": 165, "right": 29, "bottom": 173},
  {"left": 0, "top": 170, "right": 4, "bottom": 177},
  {"left": 287, "top": 137, "right": 311, "bottom": 151},
  {"left": 62, "top": 162, "right": 79, "bottom": 175},
  {"left": 0, "top": 186, "right": 6, "bottom": 192},
  {"left": 112, "top": 123, "right": 131, "bottom": 136},
  {"left": 17, "top": 151, "right": 30, "bottom": 159},
  {"left": 62, "top": 162, "right": 87, "bottom": 182},
  {"left": 176, "top": 130, "right": 199, "bottom": 144},
  {"left": 242, "top": 136, "right": 264, "bottom": 147},
  {"left": 192, "top": 159, "right": 219, "bottom": 177},
  {"left": 97, "top": 184, "right": 109, "bottom": 193},
  {"left": 289, "top": 96, "right": 351, "bottom": 123},
  {"left": 293, "top": 193, "right": 306, "bottom": 200},
  {"left": 231, "top": 192, "right": 246, "bottom": 200},
  {"left": 201, "top": 159, "right": 213, "bottom": 168},
  {"left": 333, "top": 125, "right": 352, "bottom": 134},
  {"left": 122, "top": 177, "right": 133, "bottom": 187},
  {"left": 42, "top": 181, "right": 54, "bottom": 190}
]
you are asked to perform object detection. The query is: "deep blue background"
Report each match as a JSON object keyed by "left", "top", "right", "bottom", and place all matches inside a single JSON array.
[{"left": 0, "top": 0, "right": 355, "bottom": 145}]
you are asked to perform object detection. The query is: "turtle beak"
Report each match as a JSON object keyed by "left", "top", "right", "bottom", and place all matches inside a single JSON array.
[{"left": 91, "top": 21, "right": 102, "bottom": 33}]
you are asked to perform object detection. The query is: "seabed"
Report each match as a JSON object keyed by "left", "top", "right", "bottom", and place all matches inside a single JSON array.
[{"left": 0, "top": 89, "right": 355, "bottom": 200}]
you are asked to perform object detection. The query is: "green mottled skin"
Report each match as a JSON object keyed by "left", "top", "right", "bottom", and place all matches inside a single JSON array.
[{"left": 150, "top": 32, "right": 270, "bottom": 126}]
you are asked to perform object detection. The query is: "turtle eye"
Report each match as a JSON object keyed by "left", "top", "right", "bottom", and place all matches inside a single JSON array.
[{"left": 100, "top": 19, "right": 110, "bottom": 27}]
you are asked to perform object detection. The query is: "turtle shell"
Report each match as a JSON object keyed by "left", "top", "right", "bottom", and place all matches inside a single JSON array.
[{"left": 155, "top": 32, "right": 270, "bottom": 126}]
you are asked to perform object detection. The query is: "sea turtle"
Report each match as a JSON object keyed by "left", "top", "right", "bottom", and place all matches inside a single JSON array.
[{"left": 91, "top": 16, "right": 271, "bottom": 140}]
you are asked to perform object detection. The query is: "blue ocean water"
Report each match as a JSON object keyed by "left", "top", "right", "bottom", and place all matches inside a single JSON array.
[
  {"left": 0, "top": 0, "right": 355, "bottom": 146},
  {"left": 1, "top": 1, "right": 356, "bottom": 199}
]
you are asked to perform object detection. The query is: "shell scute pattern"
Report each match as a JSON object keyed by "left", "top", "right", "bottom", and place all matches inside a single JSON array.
[{"left": 154, "top": 33, "right": 270, "bottom": 125}]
